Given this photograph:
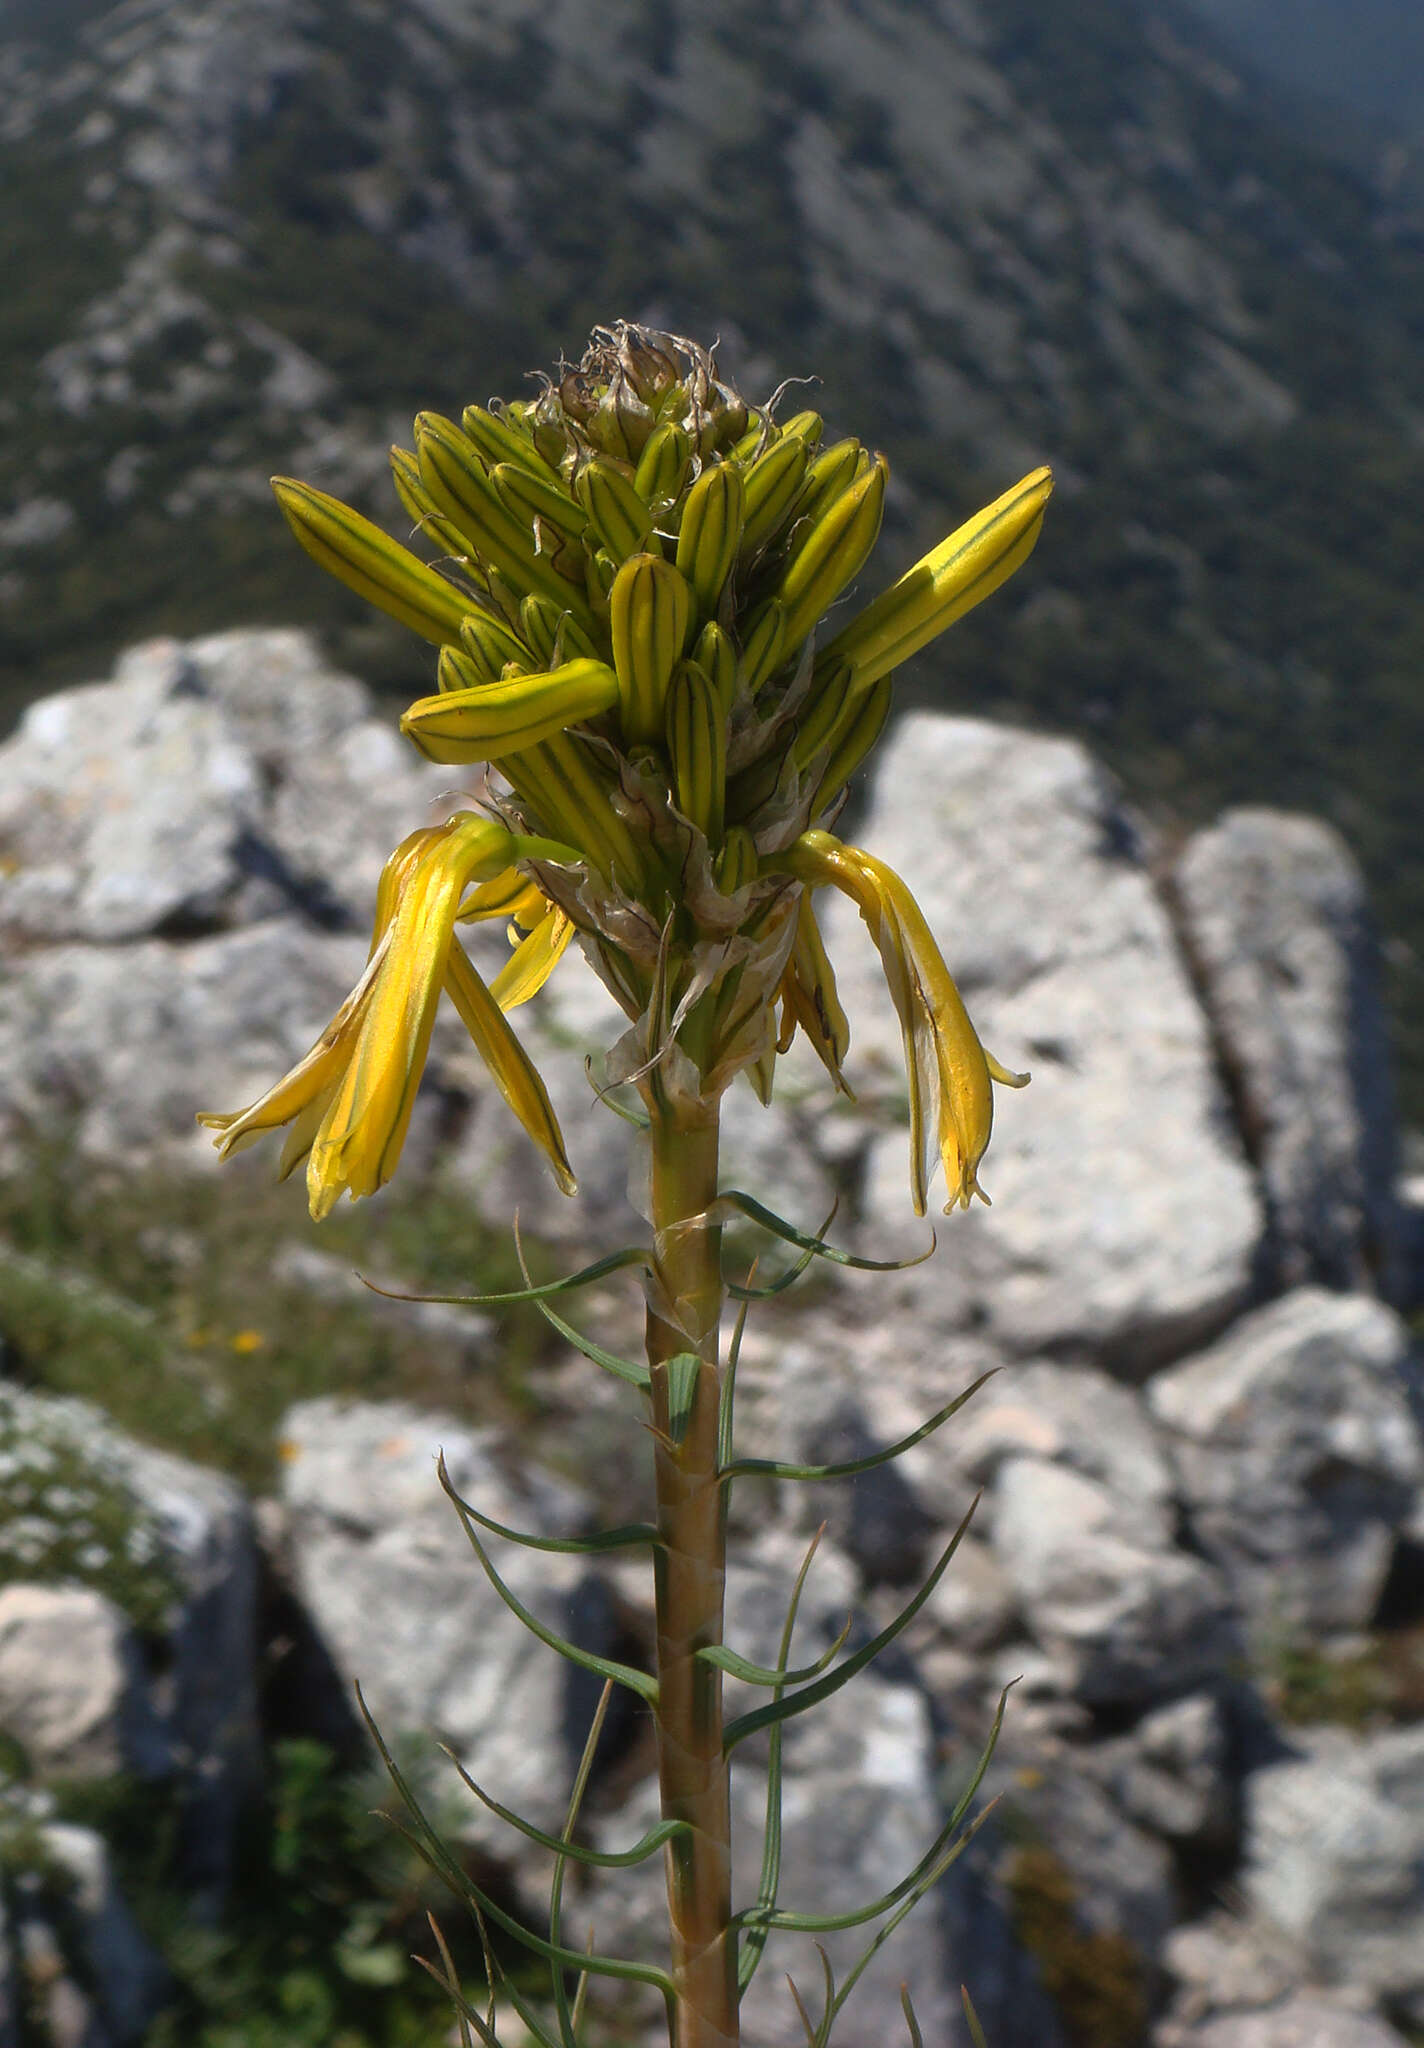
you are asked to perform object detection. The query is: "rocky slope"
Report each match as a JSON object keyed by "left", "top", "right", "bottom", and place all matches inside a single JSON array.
[
  {"left": 4, "top": 0, "right": 1424, "bottom": 1110},
  {"left": 0, "top": 630, "right": 1421, "bottom": 2046}
]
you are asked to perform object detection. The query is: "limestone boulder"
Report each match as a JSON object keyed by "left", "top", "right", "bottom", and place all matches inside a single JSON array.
[
  {"left": 828, "top": 715, "right": 1262, "bottom": 1371},
  {"left": 0, "top": 629, "right": 451, "bottom": 943},
  {"left": 0, "top": 1386, "right": 258, "bottom": 1897},
  {"left": 1243, "top": 1723, "right": 1424, "bottom": 2019},
  {"left": 276, "top": 1398, "right": 610, "bottom": 1873},
  {"left": 1147, "top": 1289, "right": 1424, "bottom": 1640},
  {"left": 1173, "top": 808, "right": 1404, "bottom": 1297},
  {"left": 0, "top": 1585, "right": 168, "bottom": 1782},
  {"left": 989, "top": 1456, "right": 1235, "bottom": 1707}
]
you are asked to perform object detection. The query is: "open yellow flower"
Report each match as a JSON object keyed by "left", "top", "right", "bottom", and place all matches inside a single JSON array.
[
  {"left": 199, "top": 814, "right": 576, "bottom": 1218},
  {"left": 782, "top": 829, "right": 1028, "bottom": 1213}
]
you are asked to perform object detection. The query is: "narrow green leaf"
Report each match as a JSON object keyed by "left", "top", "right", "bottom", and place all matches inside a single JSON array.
[
  {"left": 438, "top": 1472, "right": 656, "bottom": 1556},
  {"left": 359, "top": 1242, "right": 647, "bottom": 1310},
  {"left": 584, "top": 1055, "right": 650, "bottom": 1128},
  {"left": 722, "top": 1372, "right": 999, "bottom": 1484},
  {"left": 357, "top": 1689, "right": 674, "bottom": 1995},
  {"left": 718, "top": 1285, "right": 753, "bottom": 1470},
  {"left": 724, "top": 1494, "right": 981, "bottom": 1750},
  {"left": 663, "top": 1351, "right": 702, "bottom": 1446},
  {"left": 439, "top": 1456, "right": 658, "bottom": 1704},
  {"left": 549, "top": 1683, "right": 611, "bottom": 2048},
  {"left": 700, "top": 1614, "right": 851, "bottom": 1688},
  {"left": 737, "top": 1526, "right": 826, "bottom": 1994},
  {"left": 413, "top": 1952, "right": 506, "bottom": 2048},
  {"left": 962, "top": 1985, "right": 990, "bottom": 2048},
  {"left": 901, "top": 1985, "right": 925, "bottom": 2048},
  {"left": 531, "top": 1293, "right": 651, "bottom": 1391},
  {"left": 718, "top": 1189, "right": 936, "bottom": 1272},
  {"left": 443, "top": 1746, "right": 688, "bottom": 1869}
]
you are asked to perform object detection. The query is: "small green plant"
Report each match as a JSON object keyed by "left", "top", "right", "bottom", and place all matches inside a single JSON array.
[
  {"left": 0, "top": 1387, "right": 179, "bottom": 1635},
  {"left": 200, "top": 323, "right": 1049, "bottom": 2045}
]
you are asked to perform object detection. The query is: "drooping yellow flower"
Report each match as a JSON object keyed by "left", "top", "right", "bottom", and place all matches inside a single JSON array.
[
  {"left": 200, "top": 814, "right": 576, "bottom": 1218},
  {"left": 781, "top": 830, "right": 1028, "bottom": 1213}
]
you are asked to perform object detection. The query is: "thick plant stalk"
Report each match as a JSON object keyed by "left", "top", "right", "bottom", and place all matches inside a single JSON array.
[{"left": 646, "top": 1093, "right": 737, "bottom": 2047}]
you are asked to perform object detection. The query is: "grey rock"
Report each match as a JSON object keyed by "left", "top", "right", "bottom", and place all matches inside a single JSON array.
[
  {"left": 0, "top": 1386, "right": 258, "bottom": 1897},
  {"left": 990, "top": 1456, "right": 1235, "bottom": 1706},
  {"left": 1178, "top": 1997, "right": 1411, "bottom": 2047},
  {"left": 33, "top": 1824, "right": 167, "bottom": 2045},
  {"left": 277, "top": 1398, "right": 603, "bottom": 1872},
  {"left": 1243, "top": 1722, "right": 1424, "bottom": 2009},
  {"left": 1148, "top": 1289, "right": 1424, "bottom": 1639},
  {"left": 0, "top": 1585, "right": 168, "bottom": 1781},
  {"left": 1173, "top": 808, "right": 1404, "bottom": 1297},
  {"left": 1086, "top": 1692, "right": 1233, "bottom": 1846},
  {"left": 1159, "top": 1908, "right": 1306, "bottom": 2033},
  {"left": 0, "top": 629, "right": 451, "bottom": 944},
  {"left": 0, "top": 916, "right": 368, "bottom": 1165},
  {"left": 829, "top": 716, "right": 1262, "bottom": 1370},
  {"left": 901, "top": 1358, "right": 1177, "bottom": 1544}
]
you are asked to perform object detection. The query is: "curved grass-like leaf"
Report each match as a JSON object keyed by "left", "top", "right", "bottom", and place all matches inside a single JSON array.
[
  {"left": 439, "top": 1455, "right": 658, "bottom": 1704},
  {"left": 361, "top": 1241, "right": 648, "bottom": 1310},
  {"left": 357, "top": 1687, "right": 675, "bottom": 2000},
  {"left": 901, "top": 1984, "right": 925, "bottom": 2048},
  {"left": 734, "top": 1686, "right": 1010, "bottom": 1935},
  {"left": 819, "top": 1807, "right": 999, "bottom": 2039},
  {"left": 722, "top": 1371, "right": 998, "bottom": 1485},
  {"left": 584, "top": 1056, "right": 650, "bottom": 1129},
  {"left": 717, "top": 1189, "right": 935, "bottom": 1272},
  {"left": 701, "top": 1614, "right": 851, "bottom": 1688},
  {"left": 438, "top": 1474, "right": 657, "bottom": 1556},
  {"left": 719, "top": 1285, "right": 753, "bottom": 1469},
  {"left": 737, "top": 1526, "right": 826, "bottom": 1995},
  {"left": 443, "top": 1744, "right": 687, "bottom": 1871},
  {"left": 962, "top": 1984, "right": 990, "bottom": 2048},
  {"left": 510, "top": 1216, "right": 651, "bottom": 1391},
  {"left": 724, "top": 1494, "right": 981, "bottom": 1751},
  {"left": 549, "top": 1682, "right": 610, "bottom": 2047},
  {"left": 532, "top": 1293, "right": 651, "bottom": 1390}
]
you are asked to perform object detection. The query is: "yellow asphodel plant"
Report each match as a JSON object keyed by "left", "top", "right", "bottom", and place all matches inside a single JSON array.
[{"left": 201, "top": 324, "right": 1049, "bottom": 2048}]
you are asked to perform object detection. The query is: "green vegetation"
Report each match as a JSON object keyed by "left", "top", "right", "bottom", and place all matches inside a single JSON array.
[
  {"left": 1005, "top": 1843, "right": 1148, "bottom": 2048},
  {"left": 0, "top": 1140, "right": 556, "bottom": 1492},
  {"left": 1262, "top": 1621, "right": 1424, "bottom": 1730}
]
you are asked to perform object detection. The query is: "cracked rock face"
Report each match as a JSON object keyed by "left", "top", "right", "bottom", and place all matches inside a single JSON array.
[
  {"left": 1173, "top": 808, "right": 1405, "bottom": 1300},
  {"left": 834, "top": 714, "right": 1264, "bottom": 1370}
]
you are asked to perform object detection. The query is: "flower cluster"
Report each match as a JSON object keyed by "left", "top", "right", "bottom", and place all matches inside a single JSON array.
[{"left": 202, "top": 324, "right": 1049, "bottom": 1217}]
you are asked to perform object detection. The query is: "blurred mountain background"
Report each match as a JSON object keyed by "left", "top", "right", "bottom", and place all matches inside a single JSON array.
[{"left": 3, "top": 0, "right": 1424, "bottom": 1116}]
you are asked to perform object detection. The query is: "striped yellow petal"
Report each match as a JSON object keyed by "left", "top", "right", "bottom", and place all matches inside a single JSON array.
[
  {"left": 444, "top": 941, "right": 576, "bottom": 1194},
  {"left": 272, "top": 478, "right": 473, "bottom": 647},
  {"left": 401, "top": 659, "right": 620, "bottom": 763},
  {"left": 490, "top": 904, "right": 576, "bottom": 1010},
  {"left": 819, "top": 467, "right": 1053, "bottom": 695}
]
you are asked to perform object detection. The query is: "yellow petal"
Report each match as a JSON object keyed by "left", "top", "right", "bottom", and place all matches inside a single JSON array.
[
  {"left": 402, "top": 659, "right": 620, "bottom": 764},
  {"left": 272, "top": 478, "right": 473, "bottom": 647},
  {"left": 819, "top": 467, "right": 1052, "bottom": 693},
  {"left": 490, "top": 906, "right": 576, "bottom": 1010},
  {"left": 304, "top": 816, "right": 515, "bottom": 1215},
  {"left": 444, "top": 941, "right": 576, "bottom": 1195}
]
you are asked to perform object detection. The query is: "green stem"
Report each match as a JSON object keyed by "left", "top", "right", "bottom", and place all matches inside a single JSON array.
[{"left": 646, "top": 1090, "right": 737, "bottom": 2048}]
